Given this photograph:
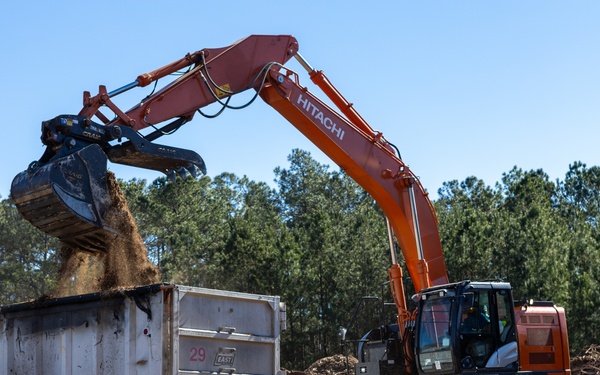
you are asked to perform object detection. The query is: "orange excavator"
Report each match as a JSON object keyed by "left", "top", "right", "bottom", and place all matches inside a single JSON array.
[{"left": 11, "top": 35, "right": 570, "bottom": 375}]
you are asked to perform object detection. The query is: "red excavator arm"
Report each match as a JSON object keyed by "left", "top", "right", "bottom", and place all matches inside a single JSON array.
[
  {"left": 80, "top": 35, "right": 298, "bottom": 130},
  {"left": 11, "top": 35, "right": 298, "bottom": 252},
  {"left": 11, "top": 35, "right": 448, "bottom": 324}
]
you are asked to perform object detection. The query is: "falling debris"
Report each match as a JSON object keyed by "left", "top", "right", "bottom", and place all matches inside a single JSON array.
[{"left": 54, "top": 172, "right": 159, "bottom": 296}]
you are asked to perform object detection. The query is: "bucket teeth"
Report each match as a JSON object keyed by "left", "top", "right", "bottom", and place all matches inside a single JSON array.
[
  {"left": 167, "top": 170, "right": 177, "bottom": 183},
  {"left": 188, "top": 165, "right": 198, "bottom": 179},
  {"left": 176, "top": 166, "right": 188, "bottom": 180}
]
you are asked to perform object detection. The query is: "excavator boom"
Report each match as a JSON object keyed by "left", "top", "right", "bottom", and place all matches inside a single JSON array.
[
  {"left": 258, "top": 63, "right": 448, "bottom": 296},
  {"left": 12, "top": 33, "right": 445, "bottom": 309}
]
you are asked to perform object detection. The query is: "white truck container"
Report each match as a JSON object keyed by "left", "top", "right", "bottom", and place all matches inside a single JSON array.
[{"left": 0, "top": 284, "right": 286, "bottom": 375}]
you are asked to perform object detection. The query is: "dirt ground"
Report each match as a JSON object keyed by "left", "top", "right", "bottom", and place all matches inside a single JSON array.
[{"left": 288, "top": 346, "right": 600, "bottom": 375}]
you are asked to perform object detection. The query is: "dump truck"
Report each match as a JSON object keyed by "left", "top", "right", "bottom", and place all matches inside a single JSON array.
[{"left": 0, "top": 284, "right": 286, "bottom": 375}]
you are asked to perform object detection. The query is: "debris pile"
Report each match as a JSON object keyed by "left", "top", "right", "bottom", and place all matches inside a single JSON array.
[
  {"left": 298, "top": 355, "right": 358, "bottom": 375},
  {"left": 306, "top": 355, "right": 356, "bottom": 375},
  {"left": 572, "top": 345, "right": 600, "bottom": 375}
]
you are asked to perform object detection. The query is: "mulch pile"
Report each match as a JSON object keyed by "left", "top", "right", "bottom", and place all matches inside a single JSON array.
[
  {"left": 572, "top": 345, "right": 600, "bottom": 375},
  {"left": 286, "top": 355, "right": 358, "bottom": 375}
]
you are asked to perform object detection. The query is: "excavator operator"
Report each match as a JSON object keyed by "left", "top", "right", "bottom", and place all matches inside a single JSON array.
[{"left": 461, "top": 303, "right": 490, "bottom": 333}]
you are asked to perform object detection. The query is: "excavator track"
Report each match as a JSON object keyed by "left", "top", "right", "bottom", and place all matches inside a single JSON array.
[{"left": 11, "top": 144, "right": 118, "bottom": 253}]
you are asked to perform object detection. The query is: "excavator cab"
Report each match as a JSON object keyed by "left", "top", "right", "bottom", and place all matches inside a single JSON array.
[
  {"left": 415, "top": 281, "right": 570, "bottom": 375},
  {"left": 415, "top": 281, "right": 519, "bottom": 374}
]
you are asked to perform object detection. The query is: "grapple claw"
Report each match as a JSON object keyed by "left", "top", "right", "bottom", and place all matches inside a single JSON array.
[
  {"left": 106, "top": 126, "right": 207, "bottom": 177},
  {"left": 167, "top": 170, "right": 177, "bottom": 183},
  {"left": 176, "top": 166, "right": 188, "bottom": 180},
  {"left": 187, "top": 165, "right": 198, "bottom": 179}
]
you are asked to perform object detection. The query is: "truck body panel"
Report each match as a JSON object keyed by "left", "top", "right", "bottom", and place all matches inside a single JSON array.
[{"left": 0, "top": 284, "right": 284, "bottom": 375}]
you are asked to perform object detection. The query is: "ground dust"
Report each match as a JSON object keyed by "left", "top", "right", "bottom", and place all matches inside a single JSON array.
[{"left": 54, "top": 172, "right": 159, "bottom": 297}]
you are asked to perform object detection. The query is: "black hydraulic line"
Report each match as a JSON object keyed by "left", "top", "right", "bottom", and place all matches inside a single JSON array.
[
  {"left": 144, "top": 117, "right": 188, "bottom": 141},
  {"left": 197, "top": 96, "right": 231, "bottom": 119}
]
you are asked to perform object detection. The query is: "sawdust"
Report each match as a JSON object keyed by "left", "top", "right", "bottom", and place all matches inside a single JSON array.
[
  {"left": 305, "top": 355, "right": 357, "bottom": 375},
  {"left": 54, "top": 171, "right": 159, "bottom": 297}
]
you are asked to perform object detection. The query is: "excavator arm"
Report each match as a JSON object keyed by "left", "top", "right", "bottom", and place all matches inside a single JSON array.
[
  {"left": 11, "top": 35, "right": 448, "bottom": 325},
  {"left": 11, "top": 35, "right": 298, "bottom": 252}
]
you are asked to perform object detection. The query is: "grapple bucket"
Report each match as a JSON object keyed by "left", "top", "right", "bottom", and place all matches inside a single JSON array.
[{"left": 11, "top": 144, "right": 118, "bottom": 253}]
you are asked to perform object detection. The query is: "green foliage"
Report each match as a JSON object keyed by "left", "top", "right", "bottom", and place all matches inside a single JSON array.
[
  {"left": 435, "top": 165, "right": 600, "bottom": 354},
  {"left": 556, "top": 162, "right": 600, "bottom": 351},
  {"left": 273, "top": 149, "right": 390, "bottom": 367},
  {"left": 436, "top": 177, "right": 502, "bottom": 281},
  {"left": 3, "top": 155, "right": 600, "bottom": 364},
  {"left": 499, "top": 168, "right": 570, "bottom": 303},
  {"left": 122, "top": 175, "right": 235, "bottom": 287},
  {"left": 0, "top": 197, "right": 59, "bottom": 304}
]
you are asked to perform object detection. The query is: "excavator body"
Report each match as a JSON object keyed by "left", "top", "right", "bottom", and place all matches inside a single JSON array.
[{"left": 11, "top": 35, "right": 570, "bottom": 375}]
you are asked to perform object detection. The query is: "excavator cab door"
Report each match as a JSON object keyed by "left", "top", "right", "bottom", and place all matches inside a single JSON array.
[
  {"left": 457, "top": 287, "right": 518, "bottom": 371},
  {"left": 415, "top": 282, "right": 518, "bottom": 375}
]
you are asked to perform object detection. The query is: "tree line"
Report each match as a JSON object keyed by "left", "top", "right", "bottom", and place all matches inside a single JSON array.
[{"left": 0, "top": 150, "right": 599, "bottom": 368}]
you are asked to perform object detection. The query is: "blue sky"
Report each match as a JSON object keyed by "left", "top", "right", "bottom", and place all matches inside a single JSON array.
[{"left": 1, "top": 1, "right": 598, "bottom": 200}]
